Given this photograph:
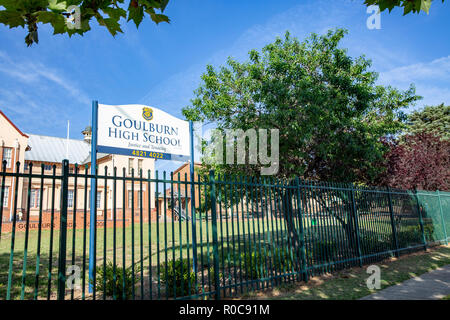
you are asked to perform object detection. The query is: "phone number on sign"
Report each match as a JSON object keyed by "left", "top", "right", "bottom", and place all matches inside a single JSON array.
[{"left": 131, "top": 150, "right": 164, "bottom": 159}]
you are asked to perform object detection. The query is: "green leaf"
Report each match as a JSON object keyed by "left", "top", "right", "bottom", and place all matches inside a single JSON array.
[
  {"left": 127, "top": 5, "right": 144, "bottom": 28},
  {"left": 48, "top": 0, "right": 67, "bottom": 11},
  {"left": 102, "top": 17, "right": 123, "bottom": 36},
  {"left": 0, "top": 12, "right": 26, "bottom": 28},
  {"left": 420, "top": 0, "right": 433, "bottom": 13}
]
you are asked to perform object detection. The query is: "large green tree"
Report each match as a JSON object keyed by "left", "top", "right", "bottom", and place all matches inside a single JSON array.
[
  {"left": 0, "top": 0, "right": 170, "bottom": 46},
  {"left": 183, "top": 29, "right": 421, "bottom": 256},
  {"left": 406, "top": 104, "right": 450, "bottom": 141},
  {"left": 184, "top": 29, "right": 420, "bottom": 184},
  {"left": 364, "top": 0, "right": 445, "bottom": 14}
]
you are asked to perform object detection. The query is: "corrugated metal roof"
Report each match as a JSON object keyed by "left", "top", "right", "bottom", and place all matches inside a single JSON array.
[{"left": 25, "top": 134, "right": 91, "bottom": 164}]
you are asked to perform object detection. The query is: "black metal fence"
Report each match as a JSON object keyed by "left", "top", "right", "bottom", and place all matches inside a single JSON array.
[{"left": 0, "top": 160, "right": 448, "bottom": 300}]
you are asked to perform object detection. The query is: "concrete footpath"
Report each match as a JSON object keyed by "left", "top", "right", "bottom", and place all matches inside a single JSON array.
[{"left": 361, "top": 264, "right": 450, "bottom": 300}]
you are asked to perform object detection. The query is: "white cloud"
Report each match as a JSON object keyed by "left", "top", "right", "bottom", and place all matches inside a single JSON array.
[
  {"left": 0, "top": 50, "right": 92, "bottom": 137},
  {"left": 379, "top": 56, "right": 450, "bottom": 111},
  {"left": 0, "top": 50, "right": 90, "bottom": 105},
  {"left": 140, "top": 0, "right": 403, "bottom": 118}
]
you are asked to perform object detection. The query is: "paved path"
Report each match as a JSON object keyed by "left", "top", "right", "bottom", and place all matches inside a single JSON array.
[{"left": 361, "top": 264, "right": 450, "bottom": 300}]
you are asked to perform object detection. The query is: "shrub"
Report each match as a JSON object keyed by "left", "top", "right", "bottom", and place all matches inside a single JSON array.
[
  {"left": 240, "top": 250, "right": 266, "bottom": 279},
  {"left": 308, "top": 240, "right": 337, "bottom": 263},
  {"left": 240, "top": 246, "right": 299, "bottom": 279},
  {"left": 270, "top": 246, "right": 295, "bottom": 271},
  {"left": 92, "top": 261, "right": 138, "bottom": 300},
  {"left": 160, "top": 258, "right": 197, "bottom": 297},
  {"left": 359, "top": 233, "right": 391, "bottom": 255},
  {"left": 397, "top": 225, "right": 424, "bottom": 248}
]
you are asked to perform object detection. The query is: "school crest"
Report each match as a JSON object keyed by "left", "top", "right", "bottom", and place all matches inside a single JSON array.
[{"left": 142, "top": 107, "right": 153, "bottom": 121}]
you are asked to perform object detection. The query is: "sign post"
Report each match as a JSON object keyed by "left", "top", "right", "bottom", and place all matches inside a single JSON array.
[
  {"left": 189, "top": 120, "right": 197, "bottom": 273},
  {"left": 88, "top": 100, "right": 98, "bottom": 293}
]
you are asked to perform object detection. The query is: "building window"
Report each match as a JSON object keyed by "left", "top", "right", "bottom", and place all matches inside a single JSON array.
[
  {"left": 128, "top": 190, "right": 133, "bottom": 208},
  {"left": 138, "top": 159, "right": 143, "bottom": 173},
  {"left": 2, "top": 148, "right": 12, "bottom": 168},
  {"left": 30, "top": 189, "right": 40, "bottom": 208},
  {"left": 97, "top": 192, "right": 102, "bottom": 208},
  {"left": 2, "top": 186, "right": 9, "bottom": 207},
  {"left": 128, "top": 158, "right": 134, "bottom": 175},
  {"left": 68, "top": 190, "right": 74, "bottom": 208}
]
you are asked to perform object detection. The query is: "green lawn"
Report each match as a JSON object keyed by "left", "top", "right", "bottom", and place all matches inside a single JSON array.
[
  {"left": 238, "top": 245, "right": 450, "bottom": 300},
  {"left": 0, "top": 218, "right": 296, "bottom": 300},
  {"left": 0, "top": 214, "right": 443, "bottom": 300}
]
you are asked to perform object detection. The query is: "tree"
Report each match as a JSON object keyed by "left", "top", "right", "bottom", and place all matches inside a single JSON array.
[
  {"left": 380, "top": 131, "right": 450, "bottom": 191},
  {"left": 183, "top": 29, "right": 421, "bottom": 257},
  {"left": 183, "top": 29, "right": 420, "bottom": 184},
  {"left": 0, "top": 0, "right": 170, "bottom": 46},
  {"left": 406, "top": 104, "right": 450, "bottom": 141},
  {"left": 364, "top": 0, "right": 445, "bottom": 15}
]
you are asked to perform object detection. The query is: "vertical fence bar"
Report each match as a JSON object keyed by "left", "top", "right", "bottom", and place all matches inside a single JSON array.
[
  {"left": 295, "top": 177, "right": 308, "bottom": 282},
  {"left": 122, "top": 167, "right": 127, "bottom": 300},
  {"left": 34, "top": 164, "right": 45, "bottom": 300},
  {"left": 414, "top": 189, "right": 427, "bottom": 251},
  {"left": 48, "top": 165, "right": 57, "bottom": 300},
  {"left": 70, "top": 165, "right": 78, "bottom": 300},
  {"left": 197, "top": 174, "right": 205, "bottom": 296},
  {"left": 20, "top": 162, "right": 33, "bottom": 300},
  {"left": 209, "top": 171, "right": 220, "bottom": 300},
  {"left": 113, "top": 167, "right": 117, "bottom": 300},
  {"left": 437, "top": 190, "right": 448, "bottom": 245},
  {"left": 155, "top": 170, "right": 161, "bottom": 300},
  {"left": 387, "top": 187, "right": 400, "bottom": 258},
  {"left": 102, "top": 166, "right": 108, "bottom": 300},
  {"left": 6, "top": 162, "right": 20, "bottom": 300},
  {"left": 147, "top": 169, "right": 153, "bottom": 300},
  {"left": 131, "top": 168, "right": 136, "bottom": 300},
  {"left": 139, "top": 169, "right": 144, "bottom": 299},
  {"left": 57, "top": 159, "right": 69, "bottom": 300},
  {"left": 81, "top": 166, "right": 88, "bottom": 300},
  {"left": 350, "top": 184, "right": 363, "bottom": 267},
  {"left": 163, "top": 171, "right": 168, "bottom": 299},
  {"left": 0, "top": 161, "right": 6, "bottom": 240}
]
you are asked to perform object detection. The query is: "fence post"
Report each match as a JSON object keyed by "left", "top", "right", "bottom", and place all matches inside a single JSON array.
[
  {"left": 387, "top": 187, "right": 400, "bottom": 258},
  {"left": 57, "top": 159, "right": 69, "bottom": 300},
  {"left": 414, "top": 189, "right": 427, "bottom": 251},
  {"left": 437, "top": 190, "right": 448, "bottom": 245},
  {"left": 350, "top": 184, "right": 363, "bottom": 267},
  {"left": 209, "top": 171, "right": 220, "bottom": 300},
  {"left": 295, "top": 177, "right": 308, "bottom": 282}
]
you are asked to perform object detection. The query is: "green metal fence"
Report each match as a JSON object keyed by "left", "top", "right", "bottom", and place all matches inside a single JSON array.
[{"left": 0, "top": 160, "right": 448, "bottom": 300}]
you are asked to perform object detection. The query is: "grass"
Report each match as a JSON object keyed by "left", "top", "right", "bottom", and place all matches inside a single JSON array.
[
  {"left": 0, "top": 218, "right": 297, "bottom": 300},
  {"left": 238, "top": 245, "right": 450, "bottom": 300},
  {"left": 0, "top": 213, "right": 447, "bottom": 300}
]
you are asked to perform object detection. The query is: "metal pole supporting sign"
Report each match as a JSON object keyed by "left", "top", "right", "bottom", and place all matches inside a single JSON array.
[
  {"left": 88, "top": 100, "right": 98, "bottom": 293},
  {"left": 189, "top": 120, "right": 198, "bottom": 273}
]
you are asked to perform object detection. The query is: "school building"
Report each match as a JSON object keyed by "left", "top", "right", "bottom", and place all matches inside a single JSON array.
[{"left": 0, "top": 110, "right": 158, "bottom": 232}]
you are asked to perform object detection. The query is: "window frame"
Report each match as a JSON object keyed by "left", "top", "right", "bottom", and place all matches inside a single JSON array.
[
  {"left": 2, "top": 147, "right": 12, "bottom": 169},
  {"left": 2, "top": 186, "right": 9, "bottom": 208},
  {"left": 30, "top": 188, "right": 41, "bottom": 209}
]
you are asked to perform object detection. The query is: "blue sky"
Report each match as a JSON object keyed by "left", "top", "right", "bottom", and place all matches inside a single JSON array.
[{"left": 0, "top": 0, "right": 449, "bottom": 173}]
